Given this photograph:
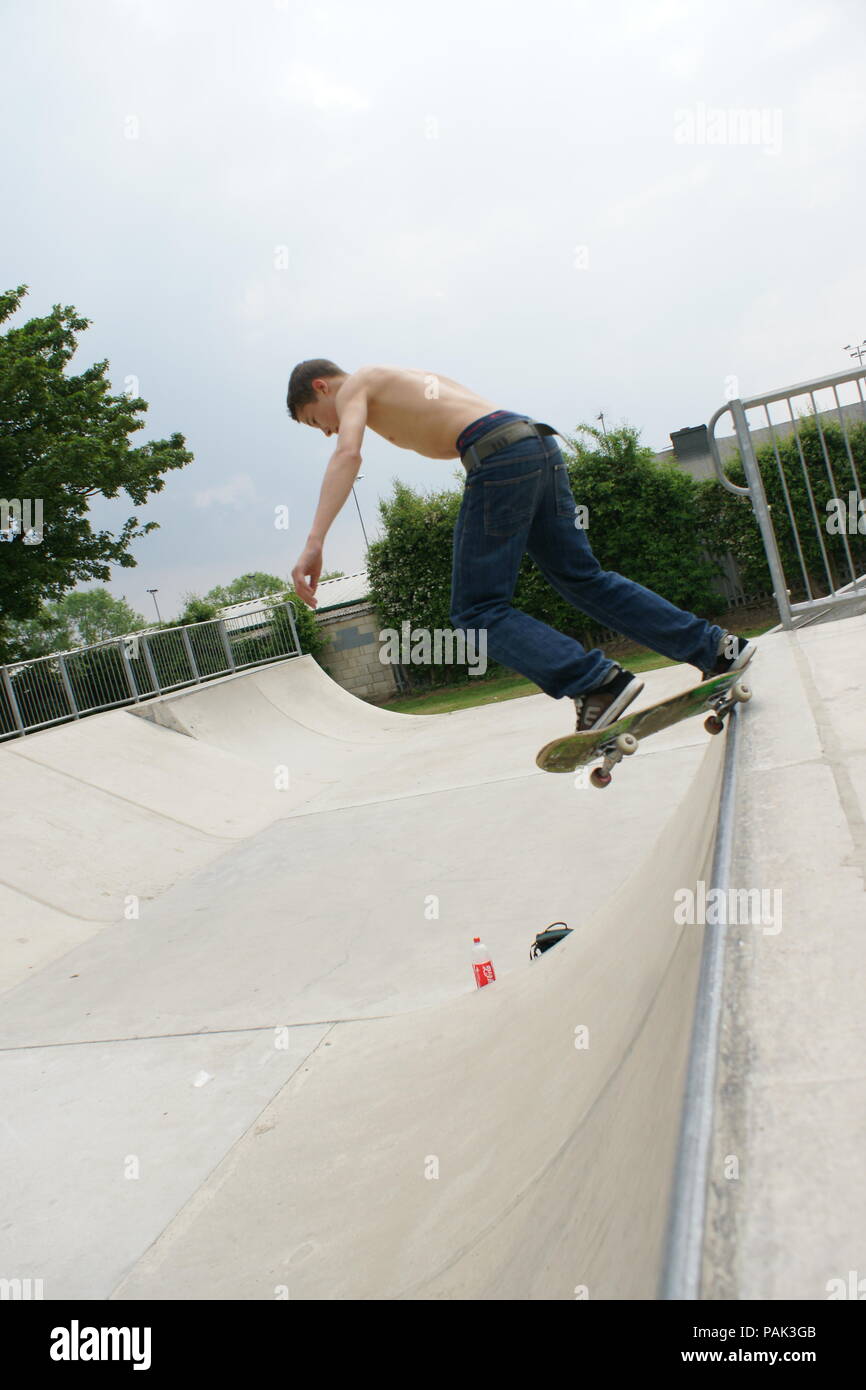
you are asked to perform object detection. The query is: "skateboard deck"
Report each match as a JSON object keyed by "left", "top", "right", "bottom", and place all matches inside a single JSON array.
[{"left": 536, "top": 673, "right": 752, "bottom": 786}]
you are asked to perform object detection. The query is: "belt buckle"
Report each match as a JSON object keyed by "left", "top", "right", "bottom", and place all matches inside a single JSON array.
[
  {"left": 482, "top": 419, "right": 533, "bottom": 461},
  {"left": 463, "top": 418, "right": 538, "bottom": 470}
]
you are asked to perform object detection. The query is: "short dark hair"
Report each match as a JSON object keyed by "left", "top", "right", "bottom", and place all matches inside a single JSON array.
[{"left": 286, "top": 359, "right": 346, "bottom": 421}]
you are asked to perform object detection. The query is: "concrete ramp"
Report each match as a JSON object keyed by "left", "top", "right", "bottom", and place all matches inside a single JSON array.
[
  {"left": 0, "top": 653, "right": 727, "bottom": 1299},
  {"left": 112, "top": 735, "right": 724, "bottom": 1300},
  {"left": 131, "top": 655, "right": 419, "bottom": 751}
]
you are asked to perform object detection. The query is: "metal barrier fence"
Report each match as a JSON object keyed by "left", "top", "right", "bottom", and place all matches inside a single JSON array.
[
  {"left": 0, "top": 600, "right": 302, "bottom": 740},
  {"left": 708, "top": 366, "right": 866, "bottom": 628}
]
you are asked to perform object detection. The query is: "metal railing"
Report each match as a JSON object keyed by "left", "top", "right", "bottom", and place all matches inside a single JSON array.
[
  {"left": 707, "top": 366, "right": 866, "bottom": 629},
  {"left": 0, "top": 599, "right": 302, "bottom": 740}
]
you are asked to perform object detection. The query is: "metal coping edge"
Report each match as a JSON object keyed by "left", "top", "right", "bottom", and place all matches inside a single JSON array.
[{"left": 658, "top": 702, "right": 742, "bottom": 1299}]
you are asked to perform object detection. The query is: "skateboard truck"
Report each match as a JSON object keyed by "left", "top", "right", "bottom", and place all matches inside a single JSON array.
[
  {"left": 703, "top": 678, "right": 752, "bottom": 735},
  {"left": 588, "top": 679, "right": 752, "bottom": 789},
  {"left": 589, "top": 732, "right": 639, "bottom": 788}
]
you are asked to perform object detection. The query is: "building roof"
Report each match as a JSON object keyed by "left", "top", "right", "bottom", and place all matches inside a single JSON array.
[
  {"left": 217, "top": 573, "right": 370, "bottom": 621},
  {"left": 309, "top": 572, "right": 370, "bottom": 612}
]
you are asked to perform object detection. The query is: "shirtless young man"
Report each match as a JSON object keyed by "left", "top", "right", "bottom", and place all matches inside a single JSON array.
[{"left": 287, "top": 360, "right": 755, "bottom": 731}]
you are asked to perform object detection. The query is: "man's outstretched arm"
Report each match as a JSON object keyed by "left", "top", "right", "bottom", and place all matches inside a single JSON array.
[{"left": 291, "top": 390, "right": 367, "bottom": 607}]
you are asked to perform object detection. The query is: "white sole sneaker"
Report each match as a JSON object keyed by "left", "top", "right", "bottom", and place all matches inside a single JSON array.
[{"left": 574, "top": 672, "right": 645, "bottom": 733}]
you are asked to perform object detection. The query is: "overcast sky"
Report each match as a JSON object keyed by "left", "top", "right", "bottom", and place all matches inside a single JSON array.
[{"left": 3, "top": 0, "right": 864, "bottom": 622}]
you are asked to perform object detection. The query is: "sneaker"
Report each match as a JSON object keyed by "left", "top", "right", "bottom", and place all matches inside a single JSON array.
[
  {"left": 573, "top": 666, "right": 645, "bottom": 733},
  {"left": 701, "top": 633, "right": 756, "bottom": 681}
]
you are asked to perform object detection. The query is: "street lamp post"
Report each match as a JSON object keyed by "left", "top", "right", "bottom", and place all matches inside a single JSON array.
[
  {"left": 843, "top": 341, "right": 866, "bottom": 365},
  {"left": 352, "top": 475, "right": 370, "bottom": 552},
  {"left": 147, "top": 588, "right": 162, "bottom": 622}
]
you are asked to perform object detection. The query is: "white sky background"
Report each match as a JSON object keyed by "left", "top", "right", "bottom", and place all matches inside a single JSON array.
[{"left": 2, "top": 0, "right": 865, "bottom": 621}]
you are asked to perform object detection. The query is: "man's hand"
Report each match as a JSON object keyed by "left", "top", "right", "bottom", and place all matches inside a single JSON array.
[
  {"left": 291, "top": 541, "right": 323, "bottom": 608},
  {"left": 291, "top": 380, "right": 367, "bottom": 608}
]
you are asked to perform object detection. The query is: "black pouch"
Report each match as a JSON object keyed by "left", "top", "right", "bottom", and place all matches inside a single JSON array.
[{"left": 529, "top": 921, "right": 573, "bottom": 960}]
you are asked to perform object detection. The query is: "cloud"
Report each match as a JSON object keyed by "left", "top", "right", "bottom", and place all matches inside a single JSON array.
[
  {"left": 660, "top": 46, "right": 705, "bottom": 79},
  {"left": 193, "top": 473, "right": 258, "bottom": 508},
  {"left": 622, "top": 0, "right": 694, "bottom": 39},
  {"left": 604, "top": 161, "right": 711, "bottom": 229},
  {"left": 285, "top": 63, "right": 370, "bottom": 112},
  {"left": 775, "top": 8, "right": 832, "bottom": 50}
]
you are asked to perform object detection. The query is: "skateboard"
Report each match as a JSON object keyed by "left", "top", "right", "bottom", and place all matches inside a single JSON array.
[{"left": 535, "top": 673, "right": 752, "bottom": 787}]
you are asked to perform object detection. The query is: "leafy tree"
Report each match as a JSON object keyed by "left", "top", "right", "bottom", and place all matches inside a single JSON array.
[
  {"left": 0, "top": 612, "right": 70, "bottom": 662},
  {"left": 177, "top": 594, "right": 221, "bottom": 625},
  {"left": 0, "top": 285, "right": 192, "bottom": 661},
  {"left": 204, "top": 572, "right": 288, "bottom": 605},
  {"left": 2, "top": 588, "right": 146, "bottom": 661},
  {"left": 57, "top": 588, "right": 146, "bottom": 644},
  {"left": 203, "top": 571, "right": 348, "bottom": 612}
]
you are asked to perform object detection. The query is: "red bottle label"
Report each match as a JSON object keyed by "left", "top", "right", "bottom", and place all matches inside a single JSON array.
[{"left": 473, "top": 960, "right": 496, "bottom": 987}]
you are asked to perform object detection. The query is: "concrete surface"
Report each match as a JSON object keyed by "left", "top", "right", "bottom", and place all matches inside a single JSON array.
[
  {"left": 703, "top": 616, "right": 866, "bottom": 1300},
  {"left": 1, "top": 629, "right": 863, "bottom": 1300}
]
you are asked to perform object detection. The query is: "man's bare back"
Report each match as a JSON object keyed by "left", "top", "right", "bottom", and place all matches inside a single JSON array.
[
  {"left": 352, "top": 366, "right": 500, "bottom": 459},
  {"left": 290, "top": 362, "right": 504, "bottom": 605},
  {"left": 302, "top": 366, "right": 501, "bottom": 460}
]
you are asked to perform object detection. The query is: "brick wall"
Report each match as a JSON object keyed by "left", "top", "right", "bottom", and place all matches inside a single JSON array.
[{"left": 315, "top": 602, "right": 400, "bottom": 702}]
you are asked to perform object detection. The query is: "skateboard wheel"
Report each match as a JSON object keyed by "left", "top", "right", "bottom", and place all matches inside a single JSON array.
[
  {"left": 704, "top": 714, "right": 725, "bottom": 735},
  {"left": 616, "top": 733, "right": 638, "bottom": 756},
  {"left": 590, "top": 767, "right": 612, "bottom": 788},
  {"left": 732, "top": 681, "right": 752, "bottom": 703}
]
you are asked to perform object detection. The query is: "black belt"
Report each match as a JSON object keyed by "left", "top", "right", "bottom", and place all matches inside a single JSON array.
[{"left": 460, "top": 419, "right": 561, "bottom": 471}]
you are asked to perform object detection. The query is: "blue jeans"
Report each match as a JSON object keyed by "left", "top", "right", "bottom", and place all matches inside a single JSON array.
[{"left": 450, "top": 419, "right": 724, "bottom": 699}]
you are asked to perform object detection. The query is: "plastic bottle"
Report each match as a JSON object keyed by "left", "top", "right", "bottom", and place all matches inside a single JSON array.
[{"left": 472, "top": 936, "right": 496, "bottom": 988}]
